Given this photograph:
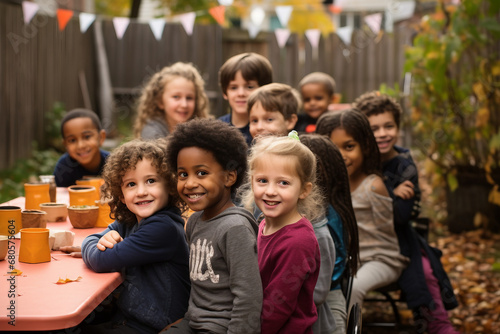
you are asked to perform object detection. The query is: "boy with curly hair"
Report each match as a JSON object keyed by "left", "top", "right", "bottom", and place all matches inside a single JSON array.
[{"left": 163, "top": 119, "right": 262, "bottom": 334}]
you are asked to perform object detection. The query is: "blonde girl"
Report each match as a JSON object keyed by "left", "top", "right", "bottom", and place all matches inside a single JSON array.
[
  {"left": 243, "top": 133, "right": 322, "bottom": 334},
  {"left": 133, "top": 62, "right": 211, "bottom": 139}
]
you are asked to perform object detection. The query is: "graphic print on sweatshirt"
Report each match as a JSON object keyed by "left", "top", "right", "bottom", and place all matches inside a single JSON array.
[{"left": 190, "top": 238, "right": 220, "bottom": 283}]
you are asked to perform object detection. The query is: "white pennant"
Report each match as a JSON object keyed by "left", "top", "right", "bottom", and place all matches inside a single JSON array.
[
  {"left": 275, "top": 6, "right": 293, "bottom": 28},
  {"left": 177, "top": 12, "right": 196, "bottom": 36},
  {"left": 336, "top": 26, "right": 353, "bottom": 45},
  {"left": 247, "top": 22, "right": 260, "bottom": 39},
  {"left": 22, "top": 1, "right": 39, "bottom": 24},
  {"left": 275, "top": 28, "right": 291, "bottom": 48},
  {"left": 149, "top": 18, "right": 165, "bottom": 40},
  {"left": 364, "top": 13, "right": 382, "bottom": 34},
  {"left": 305, "top": 29, "right": 321, "bottom": 50},
  {"left": 79, "top": 13, "right": 96, "bottom": 33},
  {"left": 113, "top": 17, "right": 130, "bottom": 40},
  {"left": 218, "top": 0, "right": 233, "bottom": 5},
  {"left": 391, "top": 1, "right": 416, "bottom": 22}
]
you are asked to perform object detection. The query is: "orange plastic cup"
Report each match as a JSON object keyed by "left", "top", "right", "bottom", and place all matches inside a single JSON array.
[{"left": 19, "top": 228, "right": 51, "bottom": 264}]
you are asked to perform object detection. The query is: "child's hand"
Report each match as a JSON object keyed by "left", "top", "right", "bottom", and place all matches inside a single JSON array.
[
  {"left": 97, "top": 231, "right": 123, "bottom": 251},
  {"left": 59, "top": 245, "right": 82, "bottom": 258},
  {"left": 393, "top": 180, "right": 415, "bottom": 200}
]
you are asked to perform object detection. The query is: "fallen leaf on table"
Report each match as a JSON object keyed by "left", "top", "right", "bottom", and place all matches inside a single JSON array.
[
  {"left": 55, "top": 276, "right": 82, "bottom": 284},
  {"left": 7, "top": 269, "right": 23, "bottom": 276}
]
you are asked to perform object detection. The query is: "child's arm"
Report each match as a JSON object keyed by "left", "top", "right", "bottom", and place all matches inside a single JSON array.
[
  {"left": 82, "top": 213, "right": 187, "bottom": 273},
  {"left": 96, "top": 230, "right": 123, "bottom": 251},
  {"left": 223, "top": 224, "right": 263, "bottom": 333},
  {"left": 313, "top": 227, "right": 335, "bottom": 307}
]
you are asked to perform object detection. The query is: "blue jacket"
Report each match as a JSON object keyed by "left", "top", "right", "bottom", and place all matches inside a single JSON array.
[
  {"left": 82, "top": 206, "right": 190, "bottom": 333},
  {"left": 53, "top": 149, "right": 109, "bottom": 187}
]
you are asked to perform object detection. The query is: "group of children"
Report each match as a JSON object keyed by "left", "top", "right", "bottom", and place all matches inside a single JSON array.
[{"left": 52, "top": 52, "right": 460, "bottom": 334}]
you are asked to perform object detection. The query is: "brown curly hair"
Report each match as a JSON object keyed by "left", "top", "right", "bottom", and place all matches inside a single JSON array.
[
  {"left": 101, "top": 138, "right": 182, "bottom": 226},
  {"left": 133, "top": 62, "right": 211, "bottom": 138}
]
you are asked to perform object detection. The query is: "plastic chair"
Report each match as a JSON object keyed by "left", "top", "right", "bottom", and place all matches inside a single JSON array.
[{"left": 346, "top": 302, "right": 362, "bottom": 334}]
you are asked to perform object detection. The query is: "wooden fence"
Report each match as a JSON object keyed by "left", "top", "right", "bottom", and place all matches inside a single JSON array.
[{"left": 0, "top": 1, "right": 413, "bottom": 170}]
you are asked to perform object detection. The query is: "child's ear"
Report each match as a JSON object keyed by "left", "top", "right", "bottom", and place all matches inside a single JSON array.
[
  {"left": 98, "top": 129, "right": 106, "bottom": 146},
  {"left": 286, "top": 114, "right": 298, "bottom": 131},
  {"left": 222, "top": 93, "right": 228, "bottom": 101},
  {"left": 299, "top": 182, "right": 312, "bottom": 199},
  {"left": 225, "top": 170, "right": 237, "bottom": 188}
]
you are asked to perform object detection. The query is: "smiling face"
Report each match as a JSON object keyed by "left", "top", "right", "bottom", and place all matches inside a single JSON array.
[
  {"left": 224, "top": 71, "right": 260, "bottom": 117},
  {"left": 158, "top": 77, "right": 196, "bottom": 132},
  {"left": 367, "top": 111, "right": 399, "bottom": 161},
  {"left": 249, "top": 101, "right": 297, "bottom": 139},
  {"left": 329, "top": 128, "right": 366, "bottom": 187},
  {"left": 251, "top": 153, "right": 310, "bottom": 228},
  {"left": 120, "top": 159, "right": 169, "bottom": 223},
  {"left": 176, "top": 147, "right": 236, "bottom": 220},
  {"left": 63, "top": 117, "right": 105, "bottom": 172},
  {"left": 300, "top": 83, "right": 333, "bottom": 120}
]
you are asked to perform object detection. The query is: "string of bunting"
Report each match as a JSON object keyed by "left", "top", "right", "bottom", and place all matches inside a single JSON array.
[{"left": 20, "top": 1, "right": 413, "bottom": 47}]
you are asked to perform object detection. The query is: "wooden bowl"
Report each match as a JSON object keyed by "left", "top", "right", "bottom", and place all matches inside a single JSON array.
[
  {"left": 67, "top": 205, "right": 99, "bottom": 229},
  {"left": 39, "top": 203, "right": 68, "bottom": 222}
]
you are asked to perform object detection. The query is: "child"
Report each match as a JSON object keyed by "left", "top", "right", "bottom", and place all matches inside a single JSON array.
[
  {"left": 133, "top": 62, "right": 211, "bottom": 139},
  {"left": 218, "top": 52, "right": 273, "bottom": 146},
  {"left": 316, "top": 109, "right": 409, "bottom": 312},
  {"left": 81, "top": 139, "right": 190, "bottom": 333},
  {"left": 242, "top": 134, "right": 322, "bottom": 334},
  {"left": 355, "top": 91, "right": 459, "bottom": 334},
  {"left": 301, "top": 134, "right": 360, "bottom": 334},
  {"left": 247, "top": 83, "right": 299, "bottom": 140},
  {"left": 163, "top": 119, "right": 262, "bottom": 333},
  {"left": 53, "top": 108, "right": 108, "bottom": 187},
  {"left": 295, "top": 72, "right": 336, "bottom": 133}
]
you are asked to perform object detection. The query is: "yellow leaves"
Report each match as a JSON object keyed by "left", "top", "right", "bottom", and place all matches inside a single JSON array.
[
  {"left": 8, "top": 269, "right": 22, "bottom": 276},
  {"left": 473, "top": 82, "right": 487, "bottom": 102},
  {"left": 55, "top": 276, "right": 82, "bottom": 284},
  {"left": 488, "top": 185, "right": 500, "bottom": 206}
]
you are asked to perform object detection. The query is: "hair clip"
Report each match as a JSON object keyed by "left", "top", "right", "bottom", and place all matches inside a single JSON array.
[{"left": 288, "top": 130, "right": 300, "bottom": 141}]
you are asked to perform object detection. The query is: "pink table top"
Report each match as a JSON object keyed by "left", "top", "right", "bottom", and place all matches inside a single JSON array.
[{"left": 0, "top": 188, "right": 123, "bottom": 331}]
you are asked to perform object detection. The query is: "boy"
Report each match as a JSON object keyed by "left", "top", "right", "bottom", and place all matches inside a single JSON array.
[
  {"left": 164, "top": 119, "right": 262, "bottom": 334},
  {"left": 53, "top": 108, "right": 108, "bottom": 187},
  {"left": 218, "top": 52, "right": 273, "bottom": 146},
  {"left": 247, "top": 83, "right": 299, "bottom": 140},
  {"left": 296, "top": 72, "right": 337, "bottom": 133},
  {"left": 355, "top": 91, "right": 459, "bottom": 334}
]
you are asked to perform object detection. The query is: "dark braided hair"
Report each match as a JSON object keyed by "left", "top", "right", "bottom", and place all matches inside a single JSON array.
[
  {"left": 300, "top": 134, "right": 359, "bottom": 275},
  {"left": 316, "top": 108, "right": 382, "bottom": 177},
  {"left": 353, "top": 91, "right": 402, "bottom": 128}
]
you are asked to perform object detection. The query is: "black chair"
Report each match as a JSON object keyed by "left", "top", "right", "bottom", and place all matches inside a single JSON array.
[{"left": 346, "top": 302, "right": 362, "bottom": 334}]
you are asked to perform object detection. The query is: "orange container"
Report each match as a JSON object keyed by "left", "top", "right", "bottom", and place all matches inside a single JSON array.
[
  {"left": 95, "top": 200, "right": 114, "bottom": 227},
  {"left": 0, "top": 206, "right": 22, "bottom": 236},
  {"left": 76, "top": 178, "right": 104, "bottom": 202},
  {"left": 68, "top": 185, "right": 97, "bottom": 207},
  {"left": 24, "top": 183, "right": 51, "bottom": 210},
  {"left": 19, "top": 228, "right": 51, "bottom": 264}
]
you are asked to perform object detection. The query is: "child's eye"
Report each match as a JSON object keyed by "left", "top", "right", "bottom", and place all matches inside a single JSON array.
[
  {"left": 196, "top": 171, "right": 208, "bottom": 177},
  {"left": 178, "top": 172, "right": 187, "bottom": 178},
  {"left": 247, "top": 85, "right": 256, "bottom": 90},
  {"left": 146, "top": 178, "right": 156, "bottom": 184},
  {"left": 250, "top": 118, "right": 258, "bottom": 124},
  {"left": 256, "top": 178, "right": 268, "bottom": 184},
  {"left": 266, "top": 118, "right": 274, "bottom": 122},
  {"left": 125, "top": 182, "right": 136, "bottom": 188},
  {"left": 278, "top": 180, "right": 290, "bottom": 186},
  {"left": 186, "top": 96, "right": 195, "bottom": 101}
]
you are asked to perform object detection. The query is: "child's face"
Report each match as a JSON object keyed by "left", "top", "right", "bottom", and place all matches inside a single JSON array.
[
  {"left": 176, "top": 147, "right": 236, "bottom": 220},
  {"left": 63, "top": 117, "right": 105, "bottom": 171},
  {"left": 300, "top": 83, "right": 333, "bottom": 120},
  {"left": 367, "top": 111, "right": 399, "bottom": 158},
  {"left": 120, "top": 158, "right": 169, "bottom": 223},
  {"left": 158, "top": 77, "right": 196, "bottom": 130},
  {"left": 329, "top": 128, "right": 364, "bottom": 180},
  {"left": 223, "top": 71, "right": 259, "bottom": 117},
  {"left": 249, "top": 101, "right": 297, "bottom": 139},
  {"left": 252, "top": 154, "right": 311, "bottom": 226}
]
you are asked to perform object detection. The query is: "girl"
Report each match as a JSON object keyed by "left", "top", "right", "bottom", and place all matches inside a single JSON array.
[
  {"left": 301, "top": 134, "right": 359, "bottom": 334},
  {"left": 243, "top": 133, "right": 322, "bottom": 334},
  {"left": 316, "top": 109, "right": 409, "bottom": 312},
  {"left": 81, "top": 139, "right": 190, "bottom": 334},
  {"left": 133, "top": 62, "right": 211, "bottom": 139}
]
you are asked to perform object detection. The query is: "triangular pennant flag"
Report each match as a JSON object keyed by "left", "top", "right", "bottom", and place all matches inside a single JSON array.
[
  {"left": 364, "top": 13, "right": 382, "bottom": 34},
  {"left": 250, "top": 6, "right": 265, "bottom": 26},
  {"left": 209, "top": 5, "right": 225, "bottom": 26},
  {"left": 336, "top": 26, "right": 353, "bottom": 45},
  {"left": 392, "top": 1, "right": 416, "bottom": 22},
  {"left": 177, "top": 12, "right": 196, "bottom": 36},
  {"left": 57, "top": 9, "right": 74, "bottom": 31},
  {"left": 218, "top": 0, "right": 233, "bottom": 5},
  {"left": 247, "top": 22, "right": 260, "bottom": 39},
  {"left": 149, "top": 18, "right": 165, "bottom": 40},
  {"left": 79, "top": 13, "right": 96, "bottom": 33},
  {"left": 305, "top": 29, "right": 321, "bottom": 49},
  {"left": 328, "top": 5, "right": 342, "bottom": 14},
  {"left": 335, "top": 0, "right": 349, "bottom": 8},
  {"left": 275, "top": 6, "right": 293, "bottom": 28},
  {"left": 22, "top": 1, "right": 39, "bottom": 24},
  {"left": 113, "top": 17, "right": 130, "bottom": 40},
  {"left": 275, "top": 28, "right": 291, "bottom": 48}
]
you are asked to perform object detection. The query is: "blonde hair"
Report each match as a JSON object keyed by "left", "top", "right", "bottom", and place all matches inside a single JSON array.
[
  {"left": 133, "top": 62, "right": 211, "bottom": 138},
  {"left": 242, "top": 135, "right": 323, "bottom": 222}
]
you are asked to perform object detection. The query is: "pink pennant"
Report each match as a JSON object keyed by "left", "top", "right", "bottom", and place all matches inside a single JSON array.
[
  {"left": 22, "top": 1, "right": 39, "bottom": 24},
  {"left": 305, "top": 29, "right": 321, "bottom": 50},
  {"left": 177, "top": 12, "right": 196, "bottom": 36},
  {"left": 364, "top": 13, "right": 382, "bottom": 34},
  {"left": 275, "top": 28, "right": 291, "bottom": 48},
  {"left": 113, "top": 17, "right": 130, "bottom": 40}
]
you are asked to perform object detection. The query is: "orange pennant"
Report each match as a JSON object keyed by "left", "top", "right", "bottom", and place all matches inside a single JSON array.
[
  {"left": 329, "top": 5, "right": 342, "bottom": 14},
  {"left": 209, "top": 6, "right": 225, "bottom": 26},
  {"left": 57, "top": 9, "right": 74, "bottom": 31}
]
